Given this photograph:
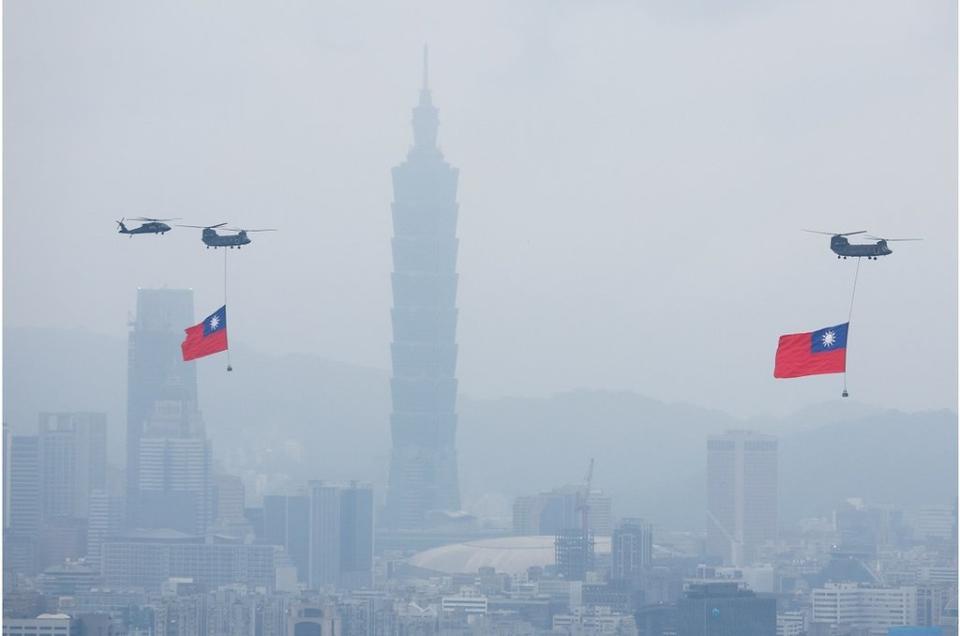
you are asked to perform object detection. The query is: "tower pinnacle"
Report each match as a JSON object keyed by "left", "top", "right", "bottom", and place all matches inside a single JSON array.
[
  {"left": 422, "top": 44, "right": 429, "bottom": 91},
  {"left": 412, "top": 48, "right": 439, "bottom": 150}
]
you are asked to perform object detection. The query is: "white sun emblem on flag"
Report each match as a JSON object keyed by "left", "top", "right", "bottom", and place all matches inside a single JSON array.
[
  {"left": 209, "top": 315, "right": 220, "bottom": 331},
  {"left": 821, "top": 330, "right": 836, "bottom": 348}
]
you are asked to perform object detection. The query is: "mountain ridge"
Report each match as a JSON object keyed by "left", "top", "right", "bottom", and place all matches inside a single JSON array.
[{"left": 5, "top": 326, "right": 955, "bottom": 527}]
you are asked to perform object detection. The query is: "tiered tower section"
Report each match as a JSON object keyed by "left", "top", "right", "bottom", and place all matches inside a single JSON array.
[{"left": 384, "top": 51, "right": 461, "bottom": 529}]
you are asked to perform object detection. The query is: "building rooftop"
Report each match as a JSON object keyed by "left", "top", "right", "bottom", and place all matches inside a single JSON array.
[{"left": 408, "top": 535, "right": 611, "bottom": 575}]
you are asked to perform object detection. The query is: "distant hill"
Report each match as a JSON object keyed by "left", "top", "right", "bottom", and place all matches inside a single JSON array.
[
  {"left": 779, "top": 408, "right": 957, "bottom": 520},
  {"left": 5, "top": 327, "right": 955, "bottom": 529},
  {"left": 458, "top": 392, "right": 957, "bottom": 527}
]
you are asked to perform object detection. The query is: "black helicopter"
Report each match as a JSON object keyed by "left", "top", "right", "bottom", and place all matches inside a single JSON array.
[
  {"left": 177, "top": 223, "right": 277, "bottom": 249},
  {"left": 116, "top": 217, "right": 180, "bottom": 236},
  {"left": 803, "top": 230, "right": 922, "bottom": 259}
]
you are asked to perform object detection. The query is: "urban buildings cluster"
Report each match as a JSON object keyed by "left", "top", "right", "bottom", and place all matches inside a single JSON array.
[{"left": 3, "top": 64, "right": 957, "bottom": 636}]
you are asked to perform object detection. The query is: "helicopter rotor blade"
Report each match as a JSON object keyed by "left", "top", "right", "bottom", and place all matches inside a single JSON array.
[
  {"left": 175, "top": 222, "right": 229, "bottom": 229},
  {"left": 224, "top": 228, "right": 278, "bottom": 232},
  {"left": 802, "top": 229, "right": 867, "bottom": 237},
  {"left": 130, "top": 217, "right": 182, "bottom": 222},
  {"left": 866, "top": 236, "right": 923, "bottom": 242}
]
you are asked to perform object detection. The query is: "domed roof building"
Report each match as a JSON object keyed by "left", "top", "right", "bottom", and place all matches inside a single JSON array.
[{"left": 408, "top": 535, "right": 611, "bottom": 575}]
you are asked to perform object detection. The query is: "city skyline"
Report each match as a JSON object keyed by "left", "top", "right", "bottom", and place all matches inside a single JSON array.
[{"left": 2, "top": 2, "right": 957, "bottom": 634}]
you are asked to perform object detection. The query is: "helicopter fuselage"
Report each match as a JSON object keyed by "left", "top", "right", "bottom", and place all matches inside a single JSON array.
[
  {"left": 118, "top": 221, "right": 171, "bottom": 235},
  {"left": 830, "top": 236, "right": 892, "bottom": 259},
  {"left": 202, "top": 229, "right": 251, "bottom": 248}
]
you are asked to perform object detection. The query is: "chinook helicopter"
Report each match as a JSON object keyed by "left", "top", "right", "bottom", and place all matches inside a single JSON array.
[
  {"left": 115, "top": 217, "right": 180, "bottom": 236},
  {"left": 177, "top": 223, "right": 277, "bottom": 249},
  {"left": 803, "top": 230, "right": 922, "bottom": 260}
]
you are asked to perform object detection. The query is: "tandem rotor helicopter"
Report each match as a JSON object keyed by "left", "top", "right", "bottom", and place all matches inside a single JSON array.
[
  {"left": 803, "top": 230, "right": 922, "bottom": 260},
  {"left": 176, "top": 223, "right": 278, "bottom": 249}
]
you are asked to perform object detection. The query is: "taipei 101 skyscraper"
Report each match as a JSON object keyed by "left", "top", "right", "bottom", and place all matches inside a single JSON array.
[{"left": 384, "top": 49, "right": 462, "bottom": 529}]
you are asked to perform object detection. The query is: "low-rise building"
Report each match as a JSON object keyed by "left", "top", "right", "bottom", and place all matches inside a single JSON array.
[{"left": 811, "top": 582, "right": 917, "bottom": 635}]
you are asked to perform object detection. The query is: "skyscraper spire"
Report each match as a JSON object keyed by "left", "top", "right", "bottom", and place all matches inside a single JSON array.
[
  {"left": 422, "top": 44, "right": 429, "bottom": 91},
  {"left": 412, "top": 48, "right": 438, "bottom": 150}
]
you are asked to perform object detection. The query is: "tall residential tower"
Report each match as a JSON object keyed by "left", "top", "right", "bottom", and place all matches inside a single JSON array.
[{"left": 384, "top": 50, "right": 461, "bottom": 529}]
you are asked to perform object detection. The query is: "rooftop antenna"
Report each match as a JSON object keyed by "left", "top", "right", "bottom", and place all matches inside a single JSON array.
[{"left": 422, "top": 44, "right": 429, "bottom": 90}]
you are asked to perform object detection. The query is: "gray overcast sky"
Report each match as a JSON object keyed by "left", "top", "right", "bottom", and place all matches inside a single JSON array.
[{"left": 5, "top": 0, "right": 956, "bottom": 417}]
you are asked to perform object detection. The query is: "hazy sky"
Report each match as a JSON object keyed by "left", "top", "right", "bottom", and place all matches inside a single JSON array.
[{"left": 5, "top": 0, "right": 957, "bottom": 417}]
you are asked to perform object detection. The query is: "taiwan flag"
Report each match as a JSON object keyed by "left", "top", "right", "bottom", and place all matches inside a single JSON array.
[
  {"left": 774, "top": 322, "right": 848, "bottom": 378},
  {"left": 181, "top": 306, "right": 228, "bottom": 362}
]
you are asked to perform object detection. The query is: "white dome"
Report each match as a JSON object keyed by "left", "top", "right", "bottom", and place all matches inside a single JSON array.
[{"left": 408, "top": 535, "right": 611, "bottom": 575}]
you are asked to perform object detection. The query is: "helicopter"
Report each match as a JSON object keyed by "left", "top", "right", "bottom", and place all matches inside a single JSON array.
[
  {"left": 116, "top": 217, "right": 180, "bottom": 236},
  {"left": 803, "top": 230, "right": 922, "bottom": 260},
  {"left": 177, "top": 223, "right": 277, "bottom": 249}
]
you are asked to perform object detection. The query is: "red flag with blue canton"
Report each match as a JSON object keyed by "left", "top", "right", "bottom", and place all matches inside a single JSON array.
[
  {"left": 181, "top": 306, "right": 228, "bottom": 361},
  {"left": 774, "top": 322, "right": 848, "bottom": 378}
]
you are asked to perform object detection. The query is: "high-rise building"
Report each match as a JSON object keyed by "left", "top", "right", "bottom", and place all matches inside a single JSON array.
[
  {"left": 677, "top": 582, "right": 776, "bottom": 636},
  {"left": 308, "top": 481, "right": 374, "bottom": 590},
  {"left": 384, "top": 50, "right": 462, "bottom": 529},
  {"left": 611, "top": 518, "right": 653, "bottom": 583},
  {"left": 85, "top": 489, "right": 124, "bottom": 571},
  {"left": 555, "top": 528, "right": 595, "bottom": 581},
  {"left": 126, "top": 288, "right": 199, "bottom": 517},
  {"left": 513, "top": 487, "right": 613, "bottom": 537},
  {"left": 126, "top": 289, "right": 215, "bottom": 534},
  {"left": 262, "top": 493, "right": 310, "bottom": 583},
  {"left": 213, "top": 473, "right": 246, "bottom": 525},
  {"left": 37, "top": 412, "right": 107, "bottom": 520},
  {"left": 5, "top": 434, "right": 42, "bottom": 577},
  {"left": 7, "top": 435, "right": 40, "bottom": 537},
  {"left": 914, "top": 505, "right": 958, "bottom": 542},
  {"left": 3, "top": 423, "right": 11, "bottom": 531},
  {"left": 706, "top": 431, "right": 778, "bottom": 566},
  {"left": 137, "top": 434, "right": 212, "bottom": 535},
  {"left": 811, "top": 582, "right": 918, "bottom": 633},
  {"left": 586, "top": 492, "right": 613, "bottom": 537}
]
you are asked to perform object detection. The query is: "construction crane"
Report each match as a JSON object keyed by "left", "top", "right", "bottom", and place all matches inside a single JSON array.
[{"left": 576, "top": 458, "right": 595, "bottom": 535}]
